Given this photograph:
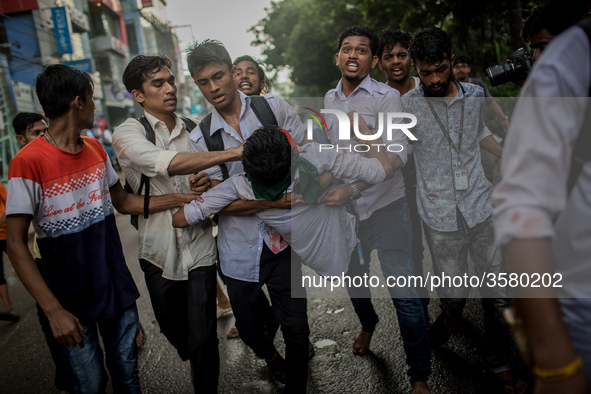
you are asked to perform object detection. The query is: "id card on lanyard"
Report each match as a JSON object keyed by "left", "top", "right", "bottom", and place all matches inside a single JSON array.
[
  {"left": 425, "top": 88, "right": 467, "bottom": 191},
  {"left": 454, "top": 166, "right": 469, "bottom": 190}
]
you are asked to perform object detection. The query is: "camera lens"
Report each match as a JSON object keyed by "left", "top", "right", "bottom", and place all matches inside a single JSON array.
[{"left": 486, "top": 62, "right": 515, "bottom": 87}]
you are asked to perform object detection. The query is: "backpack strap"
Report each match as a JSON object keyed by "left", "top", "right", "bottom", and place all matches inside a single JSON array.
[
  {"left": 198, "top": 96, "right": 278, "bottom": 181},
  {"left": 179, "top": 116, "right": 198, "bottom": 133},
  {"left": 249, "top": 95, "right": 278, "bottom": 126},
  {"left": 136, "top": 117, "right": 156, "bottom": 219},
  {"left": 567, "top": 20, "right": 591, "bottom": 196},
  {"left": 199, "top": 113, "right": 230, "bottom": 180}
]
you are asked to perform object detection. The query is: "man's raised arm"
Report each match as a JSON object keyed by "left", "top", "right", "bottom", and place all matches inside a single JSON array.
[
  {"left": 113, "top": 120, "right": 243, "bottom": 178},
  {"left": 166, "top": 149, "right": 242, "bottom": 176}
]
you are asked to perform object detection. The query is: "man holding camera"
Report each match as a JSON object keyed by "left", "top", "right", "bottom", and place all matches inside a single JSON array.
[{"left": 404, "top": 27, "right": 526, "bottom": 393}]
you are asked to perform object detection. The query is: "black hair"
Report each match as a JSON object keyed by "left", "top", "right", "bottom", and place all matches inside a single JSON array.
[
  {"left": 122, "top": 55, "right": 172, "bottom": 93},
  {"left": 337, "top": 25, "right": 379, "bottom": 56},
  {"left": 453, "top": 55, "right": 471, "bottom": 67},
  {"left": 233, "top": 55, "right": 266, "bottom": 82},
  {"left": 12, "top": 112, "right": 47, "bottom": 137},
  {"left": 409, "top": 27, "right": 452, "bottom": 65},
  {"left": 35, "top": 65, "right": 93, "bottom": 120},
  {"left": 377, "top": 30, "right": 411, "bottom": 60},
  {"left": 521, "top": 1, "right": 588, "bottom": 42},
  {"left": 242, "top": 125, "right": 291, "bottom": 186},
  {"left": 186, "top": 39, "right": 233, "bottom": 77}
]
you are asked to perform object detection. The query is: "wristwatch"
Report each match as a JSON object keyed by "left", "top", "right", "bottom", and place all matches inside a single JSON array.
[{"left": 349, "top": 180, "right": 362, "bottom": 200}]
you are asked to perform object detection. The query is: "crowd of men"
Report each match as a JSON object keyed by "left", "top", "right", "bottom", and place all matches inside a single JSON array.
[{"left": 1, "top": 0, "right": 591, "bottom": 393}]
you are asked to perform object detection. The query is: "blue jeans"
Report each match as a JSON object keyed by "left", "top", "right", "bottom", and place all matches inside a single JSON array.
[
  {"left": 347, "top": 197, "right": 431, "bottom": 383},
  {"left": 61, "top": 303, "right": 140, "bottom": 394}
]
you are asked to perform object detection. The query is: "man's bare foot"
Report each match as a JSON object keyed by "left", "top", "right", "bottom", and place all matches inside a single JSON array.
[
  {"left": 496, "top": 371, "right": 528, "bottom": 394},
  {"left": 352, "top": 330, "right": 372, "bottom": 355},
  {"left": 412, "top": 381, "right": 430, "bottom": 394}
]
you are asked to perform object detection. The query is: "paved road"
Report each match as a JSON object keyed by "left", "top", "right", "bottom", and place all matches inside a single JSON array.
[{"left": 0, "top": 214, "right": 531, "bottom": 393}]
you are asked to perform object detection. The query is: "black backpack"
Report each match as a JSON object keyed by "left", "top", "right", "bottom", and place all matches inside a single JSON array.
[
  {"left": 198, "top": 95, "right": 278, "bottom": 180},
  {"left": 123, "top": 97, "right": 278, "bottom": 228},
  {"left": 124, "top": 115, "right": 197, "bottom": 229}
]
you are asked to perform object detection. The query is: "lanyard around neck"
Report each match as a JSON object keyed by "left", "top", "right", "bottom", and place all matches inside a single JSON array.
[{"left": 425, "top": 94, "right": 465, "bottom": 156}]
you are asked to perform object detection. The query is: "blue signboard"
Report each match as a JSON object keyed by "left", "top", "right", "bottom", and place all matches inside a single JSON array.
[
  {"left": 64, "top": 59, "right": 93, "bottom": 73},
  {"left": 51, "top": 7, "right": 72, "bottom": 55}
]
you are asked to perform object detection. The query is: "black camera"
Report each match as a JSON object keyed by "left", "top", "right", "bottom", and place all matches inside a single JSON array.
[{"left": 486, "top": 48, "right": 533, "bottom": 86}]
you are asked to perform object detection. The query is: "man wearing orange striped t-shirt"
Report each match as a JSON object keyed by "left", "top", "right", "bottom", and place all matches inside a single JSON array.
[
  {"left": 0, "top": 182, "right": 19, "bottom": 322},
  {"left": 5, "top": 64, "right": 198, "bottom": 393}
]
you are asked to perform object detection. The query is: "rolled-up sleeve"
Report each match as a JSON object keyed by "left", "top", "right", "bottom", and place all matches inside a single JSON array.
[
  {"left": 113, "top": 119, "right": 178, "bottom": 179},
  {"left": 477, "top": 125, "right": 493, "bottom": 142}
]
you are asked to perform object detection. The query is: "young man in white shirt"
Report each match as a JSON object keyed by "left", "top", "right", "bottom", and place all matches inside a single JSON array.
[
  {"left": 114, "top": 55, "right": 242, "bottom": 392},
  {"left": 323, "top": 25, "right": 431, "bottom": 394}
]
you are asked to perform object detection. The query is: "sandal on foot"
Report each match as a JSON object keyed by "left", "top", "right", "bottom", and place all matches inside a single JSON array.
[
  {"left": 217, "top": 306, "right": 232, "bottom": 319},
  {"left": 0, "top": 310, "right": 20, "bottom": 322},
  {"left": 226, "top": 326, "right": 240, "bottom": 339}
]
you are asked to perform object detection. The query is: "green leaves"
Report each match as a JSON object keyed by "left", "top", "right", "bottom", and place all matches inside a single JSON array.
[{"left": 251, "top": 0, "right": 544, "bottom": 98}]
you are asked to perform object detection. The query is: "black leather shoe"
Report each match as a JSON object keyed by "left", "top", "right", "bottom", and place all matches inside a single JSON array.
[{"left": 266, "top": 352, "right": 287, "bottom": 384}]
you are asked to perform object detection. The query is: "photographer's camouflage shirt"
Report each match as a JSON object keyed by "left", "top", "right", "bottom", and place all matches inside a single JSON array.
[{"left": 403, "top": 81, "right": 493, "bottom": 232}]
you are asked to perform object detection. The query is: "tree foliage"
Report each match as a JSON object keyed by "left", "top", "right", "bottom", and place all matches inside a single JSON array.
[
  {"left": 251, "top": 0, "right": 546, "bottom": 97},
  {"left": 250, "top": 0, "right": 365, "bottom": 96}
]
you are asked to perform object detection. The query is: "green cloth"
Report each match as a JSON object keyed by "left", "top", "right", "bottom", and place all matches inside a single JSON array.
[
  {"left": 248, "top": 170, "right": 291, "bottom": 202},
  {"left": 247, "top": 153, "right": 321, "bottom": 205},
  {"left": 293, "top": 154, "right": 320, "bottom": 205}
]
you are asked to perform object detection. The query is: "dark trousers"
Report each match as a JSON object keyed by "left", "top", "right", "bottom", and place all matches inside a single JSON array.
[
  {"left": 217, "top": 261, "right": 277, "bottom": 329},
  {"left": 406, "top": 185, "right": 431, "bottom": 309},
  {"left": 140, "top": 260, "right": 219, "bottom": 393},
  {"left": 424, "top": 215, "right": 511, "bottom": 370},
  {"left": 346, "top": 198, "right": 431, "bottom": 383},
  {"left": 225, "top": 245, "right": 309, "bottom": 393}
]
